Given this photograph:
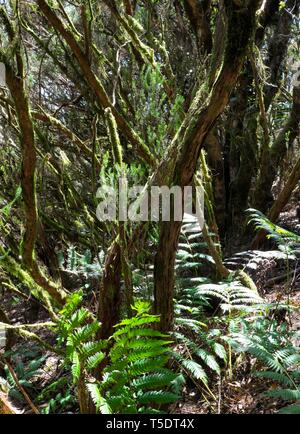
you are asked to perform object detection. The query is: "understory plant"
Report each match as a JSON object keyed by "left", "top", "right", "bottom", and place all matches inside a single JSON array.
[
  {"left": 225, "top": 316, "right": 300, "bottom": 413},
  {"left": 87, "top": 300, "right": 183, "bottom": 414},
  {"left": 56, "top": 293, "right": 182, "bottom": 414}
]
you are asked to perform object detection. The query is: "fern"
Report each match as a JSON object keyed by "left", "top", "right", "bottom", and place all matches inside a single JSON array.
[
  {"left": 225, "top": 316, "right": 300, "bottom": 413},
  {"left": 59, "top": 245, "right": 104, "bottom": 278},
  {"left": 56, "top": 290, "right": 104, "bottom": 384},
  {"left": 87, "top": 300, "right": 183, "bottom": 414},
  {"left": 247, "top": 208, "right": 300, "bottom": 255},
  {"left": 86, "top": 383, "right": 112, "bottom": 414},
  {"left": 192, "top": 280, "right": 262, "bottom": 312}
]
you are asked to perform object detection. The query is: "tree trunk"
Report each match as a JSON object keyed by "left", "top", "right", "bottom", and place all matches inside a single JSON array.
[
  {"left": 1, "top": 9, "right": 67, "bottom": 305},
  {"left": 153, "top": 1, "right": 261, "bottom": 332},
  {"left": 97, "top": 242, "right": 122, "bottom": 340},
  {"left": 183, "top": 0, "right": 212, "bottom": 53},
  {"left": 253, "top": 82, "right": 300, "bottom": 212},
  {"left": 252, "top": 155, "right": 300, "bottom": 248}
]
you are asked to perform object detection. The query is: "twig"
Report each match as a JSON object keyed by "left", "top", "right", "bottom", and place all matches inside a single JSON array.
[
  {"left": 3, "top": 359, "right": 39, "bottom": 414},
  {"left": 0, "top": 321, "right": 55, "bottom": 330},
  {"left": 265, "top": 266, "right": 300, "bottom": 286}
]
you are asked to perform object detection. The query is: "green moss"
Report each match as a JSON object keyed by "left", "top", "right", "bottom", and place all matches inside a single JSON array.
[
  {"left": 105, "top": 107, "right": 123, "bottom": 165},
  {"left": 235, "top": 269, "right": 258, "bottom": 294}
]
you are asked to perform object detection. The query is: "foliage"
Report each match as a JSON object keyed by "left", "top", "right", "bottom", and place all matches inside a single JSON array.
[
  {"left": 35, "top": 377, "right": 76, "bottom": 414},
  {"left": 87, "top": 300, "right": 183, "bottom": 414},
  {"left": 0, "top": 0, "right": 299, "bottom": 416},
  {"left": 2, "top": 345, "right": 45, "bottom": 404},
  {"left": 58, "top": 246, "right": 104, "bottom": 279},
  {"left": 56, "top": 290, "right": 105, "bottom": 384},
  {"left": 173, "top": 220, "right": 223, "bottom": 386},
  {"left": 247, "top": 208, "right": 300, "bottom": 255},
  {"left": 225, "top": 316, "right": 300, "bottom": 414},
  {"left": 132, "top": 65, "right": 184, "bottom": 156}
]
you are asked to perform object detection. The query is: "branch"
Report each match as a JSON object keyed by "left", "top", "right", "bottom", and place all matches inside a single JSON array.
[
  {"left": 252, "top": 155, "right": 300, "bottom": 248},
  {"left": 2, "top": 359, "right": 39, "bottom": 414},
  {"left": 0, "top": 11, "right": 67, "bottom": 305},
  {"left": 37, "top": 0, "right": 155, "bottom": 167}
]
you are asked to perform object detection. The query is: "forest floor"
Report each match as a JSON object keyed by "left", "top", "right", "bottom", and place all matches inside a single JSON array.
[
  {"left": 1, "top": 189, "right": 300, "bottom": 414},
  {"left": 172, "top": 189, "right": 300, "bottom": 414}
]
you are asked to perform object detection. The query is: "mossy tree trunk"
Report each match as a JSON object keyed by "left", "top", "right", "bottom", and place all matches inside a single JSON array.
[
  {"left": 0, "top": 8, "right": 66, "bottom": 305},
  {"left": 153, "top": 0, "right": 261, "bottom": 332}
]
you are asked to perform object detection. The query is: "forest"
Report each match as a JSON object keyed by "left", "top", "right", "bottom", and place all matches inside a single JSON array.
[{"left": 0, "top": 0, "right": 299, "bottom": 416}]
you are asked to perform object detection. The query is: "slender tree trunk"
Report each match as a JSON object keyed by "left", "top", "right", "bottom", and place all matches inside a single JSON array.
[
  {"left": 204, "top": 131, "right": 227, "bottom": 238},
  {"left": 0, "top": 9, "right": 66, "bottom": 305},
  {"left": 253, "top": 81, "right": 300, "bottom": 212},
  {"left": 97, "top": 242, "right": 122, "bottom": 340},
  {"left": 252, "top": 155, "right": 300, "bottom": 248}
]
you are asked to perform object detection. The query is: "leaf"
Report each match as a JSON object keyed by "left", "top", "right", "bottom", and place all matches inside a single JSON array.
[
  {"left": 137, "top": 390, "right": 179, "bottom": 405},
  {"left": 86, "top": 352, "right": 105, "bottom": 370},
  {"left": 87, "top": 383, "right": 112, "bottom": 414},
  {"left": 71, "top": 351, "right": 80, "bottom": 383},
  {"left": 212, "top": 343, "right": 227, "bottom": 362},
  {"left": 180, "top": 358, "right": 208, "bottom": 384},
  {"left": 279, "top": 404, "right": 300, "bottom": 414}
]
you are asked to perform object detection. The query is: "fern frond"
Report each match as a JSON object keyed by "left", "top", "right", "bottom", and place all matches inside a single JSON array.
[
  {"left": 174, "top": 353, "right": 208, "bottom": 384},
  {"left": 86, "top": 352, "right": 105, "bottom": 370},
  {"left": 72, "top": 322, "right": 100, "bottom": 347},
  {"left": 265, "top": 388, "right": 300, "bottom": 401},
  {"left": 132, "top": 371, "right": 179, "bottom": 390},
  {"left": 279, "top": 404, "right": 300, "bottom": 414},
  {"left": 87, "top": 383, "right": 112, "bottom": 414},
  {"left": 71, "top": 351, "right": 80, "bottom": 383},
  {"left": 137, "top": 390, "right": 179, "bottom": 405},
  {"left": 254, "top": 371, "right": 294, "bottom": 387}
]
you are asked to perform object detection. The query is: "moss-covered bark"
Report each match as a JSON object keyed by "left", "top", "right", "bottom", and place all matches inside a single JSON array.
[
  {"left": 0, "top": 8, "right": 66, "bottom": 305},
  {"left": 253, "top": 82, "right": 300, "bottom": 212},
  {"left": 153, "top": 0, "right": 261, "bottom": 332},
  {"left": 37, "top": 0, "right": 155, "bottom": 167}
]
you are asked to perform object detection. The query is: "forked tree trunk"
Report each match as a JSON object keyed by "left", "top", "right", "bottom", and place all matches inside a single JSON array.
[{"left": 153, "top": 0, "right": 261, "bottom": 332}]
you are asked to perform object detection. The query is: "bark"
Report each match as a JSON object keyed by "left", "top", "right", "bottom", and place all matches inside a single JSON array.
[
  {"left": 252, "top": 2, "right": 298, "bottom": 212},
  {"left": 194, "top": 175, "right": 229, "bottom": 278},
  {"left": 0, "top": 8, "right": 66, "bottom": 305},
  {"left": 208, "top": 0, "right": 227, "bottom": 87},
  {"left": 153, "top": 0, "right": 261, "bottom": 332},
  {"left": 253, "top": 82, "right": 300, "bottom": 212},
  {"left": 5, "top": 69, "right": 66, "bottom": 305},
  {"left": 96, "top": 140, "right": 181, "bottom": 340},
  {"left": 228, "top": 105, "right": 258, "bottom": 230},
  {"left": 252, "top": 155, "right": 300, "bottom": 248},
  {"left": 223, "top": 60, "right": 257, "bottom": 243},
  {"left": 223, "top": 1, "right": 295, "bottom": 245},
  {"left": 97, "top": 242, "right": 122, "bottom": 340},
  {"left": 37, "top": 0, "right": 155, "bottom": 167},
  {"left": 268, "top": 156, "right": 300, "bottom": 222},
  {"left": 97, "top": 108, "right": 133, "bottom": 339},
  {"left": 123, "top": 0, "right": 133, "bottom": 16},
  {"left": 183, "top": 0, "right": 212, "bottom": 53},
  {"left": 263, "top": 0, "right": 295, "bottom": 110}
]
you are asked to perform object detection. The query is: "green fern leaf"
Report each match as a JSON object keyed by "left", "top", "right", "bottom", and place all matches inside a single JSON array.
[{"left": 87, "top": 383, "right": 112, "bottom": 414}]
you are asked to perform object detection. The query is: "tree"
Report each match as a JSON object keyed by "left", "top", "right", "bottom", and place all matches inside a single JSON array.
[{"left": 0, "top": 0, "right": 299, "bottom": 391}]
